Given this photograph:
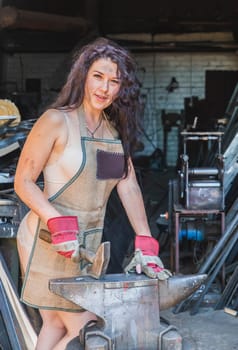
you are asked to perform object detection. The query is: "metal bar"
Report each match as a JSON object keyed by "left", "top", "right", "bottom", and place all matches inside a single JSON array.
[
  {"left": 198, "top": 212, "right": 238, "bottom": 274},
  {"left": 188, "top": 168, "right": 219, "bottom": 175},
  {"left": 215, "top": 265, "right": 238, "bottom": 309},
  {"left": 181, "top": 131, "right": 224, "bottom": 137},
  {"left": 175, "top": 212, "right": 180, "bottom": 273},
  {"left": 190, "top": 226, "right": 238, "bottom": 315},
  {"left": 0, "top": 282, "right": 23, "bottom": 349}
]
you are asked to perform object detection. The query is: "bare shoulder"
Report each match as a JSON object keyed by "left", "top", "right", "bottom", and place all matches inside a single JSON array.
[
  {"left": 24, "top": 109, "right": 69, "bottom": 146},
  {"left": 35, "top": 108, "right": 66, "bottom": 129},
  {"left": 30, "top": 109, "right": 66, "bottom": 139}
]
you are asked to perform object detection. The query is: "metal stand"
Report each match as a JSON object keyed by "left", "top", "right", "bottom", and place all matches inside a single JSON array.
[
  {"left": 173, "top": 208, "right": 225, "bottom": 274},
  {"left": 171, "top": 131, "right": 225, "bottom": 274}
]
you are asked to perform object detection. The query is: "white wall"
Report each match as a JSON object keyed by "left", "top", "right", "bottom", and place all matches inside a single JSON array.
[
  {"left": 3, "top": 50, "right": 238, "bottom": 165},
  {"left": 134, "top": 52, "right": 238, "bottom": 165},
  {"left": 3, "top": 52, "right": 66, "bottom": 91}
]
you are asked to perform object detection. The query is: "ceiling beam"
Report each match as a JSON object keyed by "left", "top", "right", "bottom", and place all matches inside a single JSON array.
[{"left": 0, "top": 6, "right": 92, "bottom": 33}]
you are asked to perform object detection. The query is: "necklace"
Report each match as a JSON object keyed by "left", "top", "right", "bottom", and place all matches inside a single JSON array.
[{"left": 85, "top": 115, "right": 103, "bottom": 138}]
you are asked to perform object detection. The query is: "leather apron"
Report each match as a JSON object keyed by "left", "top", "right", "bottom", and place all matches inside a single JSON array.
[{"left": 21, "top": 107, "right": 125, "bottom": 311}]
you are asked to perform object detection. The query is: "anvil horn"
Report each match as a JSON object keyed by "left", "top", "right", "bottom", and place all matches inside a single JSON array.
[{"left": 159, "top": 273, "right": 207, "bottom": 310}]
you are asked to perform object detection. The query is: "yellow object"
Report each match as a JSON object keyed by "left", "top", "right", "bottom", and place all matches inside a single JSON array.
[
  {"left": 224, "top": 307, "right": 238, "bottom": 317},
  {"left": 0, "top": 99, "right": 21, "bottom": 127}
]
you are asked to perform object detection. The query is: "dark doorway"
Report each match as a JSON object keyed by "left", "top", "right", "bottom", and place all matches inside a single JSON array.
[{"left": 205, "top": 70, "right": 238, "bottom": 121}]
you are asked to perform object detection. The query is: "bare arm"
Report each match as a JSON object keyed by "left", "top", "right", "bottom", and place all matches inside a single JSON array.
[
  {"left": 14, "top": 109, "right": 66, "bottom": 224},
  {"left": 116, "top": 159, "right": 151, "bottom": 237},
  {"left": 118, "top": 160, "right": 172, "bottom": 278}
]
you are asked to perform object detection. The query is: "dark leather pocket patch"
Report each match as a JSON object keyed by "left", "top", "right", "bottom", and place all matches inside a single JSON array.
[{"left": 96, "top": 149, "right": 125, "bottom": 180}]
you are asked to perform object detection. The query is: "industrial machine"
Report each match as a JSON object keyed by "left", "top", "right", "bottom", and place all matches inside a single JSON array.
[
  {"left": 178, "top": 131, "right": 224, "bottom": 211},
  {"left": 172, "top": 82, "right": 238, "bottom": 314},
  {"left": 169, "top": 131, "right": 225, "bottom": 273}
]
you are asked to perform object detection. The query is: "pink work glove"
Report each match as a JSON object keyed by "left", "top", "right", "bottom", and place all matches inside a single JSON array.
[
  {"left": 124, "top": 235, "right": 172, "bottom": 280},
  {"left": 135, "top": 235, "right": 161, "bottom": 273},
  {"left": 47, "top": 216, "right": 79, "bottom": 258}
]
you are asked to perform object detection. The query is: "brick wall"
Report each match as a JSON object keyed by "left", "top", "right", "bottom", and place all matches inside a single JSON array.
[
  {"left": 4, "top": 53, "right": 66, "bottom": 91},
  {"left": 4, "top": 51, "right": 238, "bottom": 165},
  {"left": 134, "top": 52, "right": 238, "bottom": 165}
]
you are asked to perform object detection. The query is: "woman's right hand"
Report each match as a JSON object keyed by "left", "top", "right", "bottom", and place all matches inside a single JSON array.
[{"left": 47, "top": 216, "right": 80, "bottom": 258}]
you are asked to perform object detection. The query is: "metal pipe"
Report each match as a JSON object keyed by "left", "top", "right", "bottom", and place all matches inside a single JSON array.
[
  {"left": 190, "top": 226, "right": 238, "bottom": 315},
  {"left": 198, "top": 212, "right": 238, "bottom": 274},
  {"left": 188, "top": 168, "right": 219, "bottom": 176}
]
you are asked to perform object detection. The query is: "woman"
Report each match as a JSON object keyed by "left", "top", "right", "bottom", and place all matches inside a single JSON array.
[{"left": 15, "top": 37, "right": 170, "bottom": 350}]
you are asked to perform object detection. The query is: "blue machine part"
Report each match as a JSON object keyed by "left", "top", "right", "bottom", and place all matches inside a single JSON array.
[{"left": 179, "top": 228, "right": 204, "bottom": 241}]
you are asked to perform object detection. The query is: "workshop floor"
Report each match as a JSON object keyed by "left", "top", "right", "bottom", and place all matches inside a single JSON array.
[{"left": 161, "top": 307, "right": 238, "bottom": 350}]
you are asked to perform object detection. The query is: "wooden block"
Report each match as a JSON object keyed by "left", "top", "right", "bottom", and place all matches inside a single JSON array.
[{"left": 224, "top": 307, "right": 238, "bottom": 317}]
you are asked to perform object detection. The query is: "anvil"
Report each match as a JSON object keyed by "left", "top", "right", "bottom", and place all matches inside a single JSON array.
[{"left": 50, "top": 273, "right": 206, "bottom": 349}]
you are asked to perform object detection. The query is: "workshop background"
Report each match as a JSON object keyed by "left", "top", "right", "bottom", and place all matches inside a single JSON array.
[
  {"left": 0, "top": 0, "right": 238, "bottom": 164},
  {"left": 1, "top": 1, "right": 238, "bottom": 349}
]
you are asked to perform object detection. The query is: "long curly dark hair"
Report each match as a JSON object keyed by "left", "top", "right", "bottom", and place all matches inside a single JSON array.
[{"left": 51, "top": 37, "right": 143, "bottom": 165}]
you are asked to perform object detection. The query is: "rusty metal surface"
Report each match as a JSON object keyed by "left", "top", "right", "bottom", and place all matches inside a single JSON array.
[
  {"left": 159, "top": 274, "right": 207, "bottom": 310},
  {"left": 50, "top": 273, "right": 206, "bottom": 349},
  {"left": 50, "top": 273, "right": 158, "bottom": 316},
  {"left": 51, "top": 273, "right": 160, "bottom": 349}
]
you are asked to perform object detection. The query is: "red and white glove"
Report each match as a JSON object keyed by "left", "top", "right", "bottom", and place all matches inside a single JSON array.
[
  {"left": 47, "top": 216, "right": 80, "bottom": 258},
  {"left": 124, "top": 235, "right": 172, "bottom": 280}
]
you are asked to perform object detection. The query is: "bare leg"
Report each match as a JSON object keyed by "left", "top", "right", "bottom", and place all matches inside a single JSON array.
[
  {"left": 52, "top": 310, "right": 97, "bottom": 350},
  {"left": 35, "top": 309, "right": 97, "bottom": 350},
  {"left": 36, "top": 310, "right": 66, "bottom": 350}
]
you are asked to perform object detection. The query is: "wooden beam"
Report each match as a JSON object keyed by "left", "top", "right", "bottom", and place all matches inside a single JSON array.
[{"left": 0, "top": 6, "right": 92, "bottom": 33}]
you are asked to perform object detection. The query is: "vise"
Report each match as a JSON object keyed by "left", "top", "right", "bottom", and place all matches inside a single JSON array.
[{"left": 50, "top": 273, "right": 206, "bottom": 349}]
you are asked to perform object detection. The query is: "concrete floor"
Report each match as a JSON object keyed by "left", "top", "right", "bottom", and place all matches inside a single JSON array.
[{"left": 161, "top": 307, "right": 238, "bottom": 350}]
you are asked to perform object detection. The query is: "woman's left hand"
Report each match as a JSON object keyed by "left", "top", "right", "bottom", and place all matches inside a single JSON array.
[{"left": 124, "top": 235, "right": 172, "bottom": 280}]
